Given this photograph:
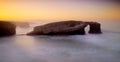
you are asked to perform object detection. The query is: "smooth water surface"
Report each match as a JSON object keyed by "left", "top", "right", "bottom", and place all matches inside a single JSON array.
[{"left": 0, "top": 31, "right": 120, "bottom": 62}]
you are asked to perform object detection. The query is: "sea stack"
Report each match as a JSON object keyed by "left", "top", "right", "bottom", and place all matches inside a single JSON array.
[
  {"left": 86, "top": 22, "right": 102, "bottom": 34},
  {"left": 0, "top": 21, "right": 16, "bottom": 37},
  {"left": 27, "top": 21, "right": 88, "bottom": 35},
  {"left": 27, "top": 20, "right": 102, "bottom": 35}
]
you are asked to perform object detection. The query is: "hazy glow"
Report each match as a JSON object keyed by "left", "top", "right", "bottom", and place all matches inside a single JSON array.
[{"left": 0, "top": 0, "right": 120, "bottom": 21}]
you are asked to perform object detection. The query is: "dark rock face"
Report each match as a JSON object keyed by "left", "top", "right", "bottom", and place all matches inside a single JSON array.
[
  {"left": 27, "top": 21, "right": 88, "bottom": 35},
  {"left": 86, "top": 22, "right": 102, "bottom": 34},
  {"left": 27, "top": 20, "right": 102, "bottom": 35},
  {"left": 0, "top": 21, "right": 16, "bottom": 37}
]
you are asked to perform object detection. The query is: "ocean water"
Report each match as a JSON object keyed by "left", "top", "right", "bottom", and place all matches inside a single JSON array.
[{"left": 0, "top": 21, "right": 120, "bottom": 62}]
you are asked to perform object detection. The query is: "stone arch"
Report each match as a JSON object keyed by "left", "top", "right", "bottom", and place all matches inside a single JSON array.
[{"left": 85, "top": 22, "right": 102, "bottom": 34}]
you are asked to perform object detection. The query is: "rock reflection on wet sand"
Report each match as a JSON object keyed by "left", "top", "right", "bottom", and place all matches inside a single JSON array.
[{"left": 0, "top": 32, "right": 120, "bottom": 62}]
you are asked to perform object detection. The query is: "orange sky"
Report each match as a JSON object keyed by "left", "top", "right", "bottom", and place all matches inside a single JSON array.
[{"left": 0, "top": 0, "right": 120, "bottom": 21}]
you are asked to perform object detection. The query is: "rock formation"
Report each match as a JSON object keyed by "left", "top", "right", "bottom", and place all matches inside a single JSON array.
[
  {"left": 0, "top": 21, "right": 16, "bottom": 37},
  {"left": 86, "top": 22, "right": 102, "bottom": 34},
  {"left": 27, "top": 20, "right": 102, "bottom": 35},
  {"left": 27, "top": 21, "right": 88, "bottom": 35}
]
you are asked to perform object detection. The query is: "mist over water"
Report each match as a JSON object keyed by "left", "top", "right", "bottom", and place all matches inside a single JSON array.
[{"left": 0, "top": 20, "right": 120, "bottom": 62}]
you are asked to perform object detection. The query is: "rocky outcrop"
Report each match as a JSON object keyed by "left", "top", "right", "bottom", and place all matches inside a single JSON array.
[
  {"left": 0, "top": 21, "right": 16, "bottom": 36},
  {"left": 27, "top": 20, "right": 102, "bottom": 35},
  {"left": 27, "top": 21, "right": 88, "bottom": 35},
  {"left": 86, "top": 22, "right": 102, "bottom": 34}
]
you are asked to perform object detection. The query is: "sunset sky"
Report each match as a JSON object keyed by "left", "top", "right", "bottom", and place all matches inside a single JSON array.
[{"left": 0, "top": 0, "right": 120, "bottom": 21}]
